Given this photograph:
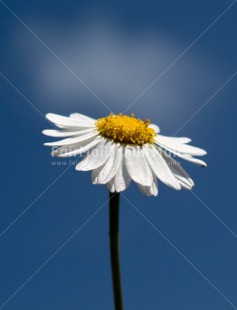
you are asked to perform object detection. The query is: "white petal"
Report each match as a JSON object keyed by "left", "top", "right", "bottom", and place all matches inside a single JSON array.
[
  {"left": 91, "top": 144, "right": 116, "bottom": 184},
  {"left": 149, "top": 124, "right": 160, "bottom": 133},
  {"left": 52, "top": 136, "right": 102, "bottom": 157},
  {"left": 76, "top": 139, "right": 113, "bottom": 171},
  {"left": 175, "top": 176, "right": 192, "bottom": 189},
  {"left": 155, "top": 135, "right": 191, "bottom": 144},
  {"left": 156, "top": 144, "right": 207, "bottom": 167},
  {"left": 151, "top": 177, "right": 159, "bottom": 196},
  {"left": 137, "top": 173, "right": 158, "bottom": 196},
  {"left": 137, "top": 184, "right": 150, "bottom": 195},
  {"left": 106, "top": 178, "right": 116, "bottom": 193},
  {"left": 114, "top": 154, "right": 131, "bottom": 192},
  {"left": 125, "top": 145, "right": 153, "bottom": 187},
  {"left": 143, "top": 145, "right": 181, "bottom": 190},
  {"left": 42, "top": 128, "right": 96, "bottom": 138},
  {"left": 92, "top": 143, "right": 123, "bottom": 184},
  {"left": 176, "top": 153, "right": 207, "bottom": 167},
  {"left": 69, "top": 113, "right": 96, "bottom": 122},
  {"left": 46, "top": 113, "right": 96, "bottom": 129},
  {"left": 44, "top": 131, "right": 99, "bottom": 146},
  {"left": 160, "top": 149, "right": 194, "bottom": 187},
  {"left": 156, "top": 136, "right": 206, "bottom": 156}
]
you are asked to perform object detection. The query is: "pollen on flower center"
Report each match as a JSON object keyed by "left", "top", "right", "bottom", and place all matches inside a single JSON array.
[{"left": 95, "top": 113, "right": 156, "bottom": 145}]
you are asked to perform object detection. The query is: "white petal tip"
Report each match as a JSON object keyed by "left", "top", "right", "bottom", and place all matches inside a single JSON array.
[
  {"left": 57, "top": 154, "right": 70, "bottom": 158},
  {"left": 45, "top": 113, "right": 61, "bottom": 124},
  {"left": 44, "top": 142, "right": 53, "bottom": 146},
  {"left": 172, "top": 182, "right": 182, "bottom": 190},
  {"left": 45, "top": 113, "right": 53, "bottom": 120},
  {"left": 75, "top": 166, "right": 90, "bottom": 172}
]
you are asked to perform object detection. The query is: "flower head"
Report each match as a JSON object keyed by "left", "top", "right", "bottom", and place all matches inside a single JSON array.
[{"left": 43, "top": 113, "right": 207, "bottom": 196}]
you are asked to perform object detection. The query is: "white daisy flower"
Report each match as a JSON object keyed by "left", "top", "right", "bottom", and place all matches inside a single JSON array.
[{"left": 43, "top": 113, "right": 207, "bottom": 196}]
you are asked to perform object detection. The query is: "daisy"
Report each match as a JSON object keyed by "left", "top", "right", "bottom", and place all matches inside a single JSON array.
[{"left": 43, "top": 112, "right": 207, "bottom": 196}]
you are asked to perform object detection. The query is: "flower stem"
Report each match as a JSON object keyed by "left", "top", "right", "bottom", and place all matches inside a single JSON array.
[{"left": 109, "top": 192, "right": 123, "bottom": 310}]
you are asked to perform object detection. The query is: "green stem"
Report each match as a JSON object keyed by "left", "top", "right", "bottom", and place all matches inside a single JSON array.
[{"left": 109, "top": 192, "right": 123, "bottom": 310}]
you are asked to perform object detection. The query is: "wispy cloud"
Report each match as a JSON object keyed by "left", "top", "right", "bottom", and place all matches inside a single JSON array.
[{"left": 15, "top": 19, "right": 220, "bottom": 128}]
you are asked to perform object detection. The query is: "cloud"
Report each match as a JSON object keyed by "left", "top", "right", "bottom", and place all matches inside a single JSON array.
[{"left": 15, "top": 19, "right": 220, "bottom": 129}]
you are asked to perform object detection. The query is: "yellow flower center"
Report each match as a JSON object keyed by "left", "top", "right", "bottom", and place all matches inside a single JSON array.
[{"left": 96, "top": 113, "right": 156, "bottom": 145}]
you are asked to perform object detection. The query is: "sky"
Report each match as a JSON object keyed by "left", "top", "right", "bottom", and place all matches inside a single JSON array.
[{"left": 0, "top": 0, "right": 237, "bottom": 309}]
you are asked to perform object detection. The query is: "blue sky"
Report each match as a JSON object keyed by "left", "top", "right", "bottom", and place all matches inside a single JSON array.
[{"left": 1, "top": 0, "right": 237, "bottom": 309}]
